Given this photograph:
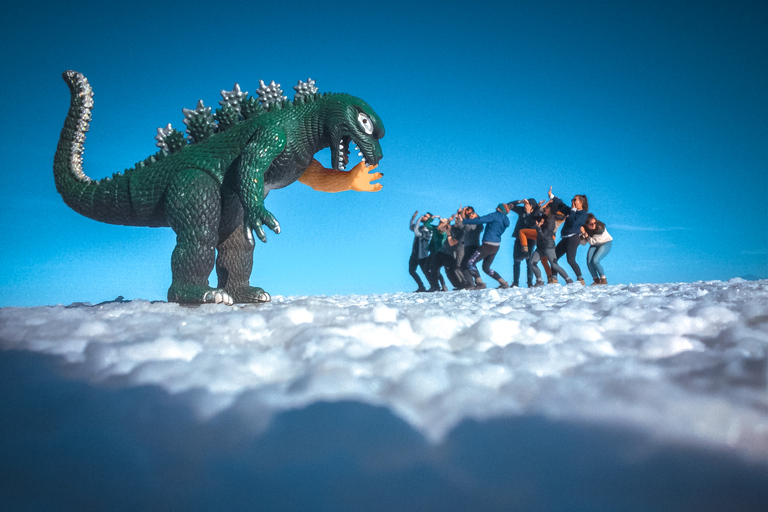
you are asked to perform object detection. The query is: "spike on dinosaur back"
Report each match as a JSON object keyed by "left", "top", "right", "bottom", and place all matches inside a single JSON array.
[
  {"left": 214, "top": 104, "right": 239, "bottom": 132},
  {"left": 155, "top": 123, "right": 187, "bottom": 153},
  {"left": 220, "top": 84, "right": 248, "bottom": 114},
  {"left": 293, "top": 78, "right": 318, "bottom": 101},
  {"left": 183, "top": 100, "right": 215, "bottom": 143},
  {"left": 256, "top": 80, "right": 287, "bottom": 110}
]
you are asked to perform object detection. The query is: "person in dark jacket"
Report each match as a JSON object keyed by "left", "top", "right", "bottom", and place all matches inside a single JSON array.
[
  {"left": 425, "top": 217, "right": 448, "bottom": 292},
  {"left": 409, "top": 211, "right": 435, "bottom": 292},
  {"left": 461, "top": 204, "right": 511, "bottom": 289},
  {"left": 430, "top": 216, "right": 465, "bottom": 290},
  {"left": 549, "top": 188, "right": 589, "bottom": 284},
  {"left": 506, "top": 198, "right": 539, "bottom": 287},
  {"left": 455, "top": 206, "right": 483, "bottom": 289},
  {"left": 520, "top": 200, "right": 572, "bottom": 285}
]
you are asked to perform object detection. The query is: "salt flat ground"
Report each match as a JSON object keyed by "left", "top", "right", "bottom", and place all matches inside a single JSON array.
[{"left": 1, "top": 280, "right": 766, "bottom": 511}]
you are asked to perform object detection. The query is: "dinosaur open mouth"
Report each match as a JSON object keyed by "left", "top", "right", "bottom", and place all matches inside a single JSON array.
[{"left": 336, "top": 136, "right": 369, "bottom": 171}]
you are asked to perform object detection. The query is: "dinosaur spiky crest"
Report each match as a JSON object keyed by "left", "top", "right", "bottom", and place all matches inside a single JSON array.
[
  {"left": 220, "top": 84, "right": 247, "bottom": 114},
  {"left": 159, "top": 78, "right": 320, "bottom": 145},
  {"left": 240, "top": 96, "right": 261, "bottom": 120},
  {"left": 155, "top": 123, "right": 186, "bottom": 153},
  {"left": 183, "top": 100, "right": 216, "bottom": 143},
  {"left": 214, "top": 104, "right": 239, "bottom": 132},
  {"left": 293, "top": 79, "right": 318, "bottom": 103},
  {"left": 256, "top": 80, "right": 287, "bottom": 110}
]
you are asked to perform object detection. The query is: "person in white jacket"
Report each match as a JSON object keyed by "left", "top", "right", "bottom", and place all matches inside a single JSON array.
[{"left": 580, "top": 213, "right": 613, "bottom": 285}]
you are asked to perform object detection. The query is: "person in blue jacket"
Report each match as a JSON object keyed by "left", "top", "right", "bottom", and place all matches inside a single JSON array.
[
  {"left": 549, "top": 187, "right": 589, "bottom": 285},
  {"left": 461, "top": 204, "right": 511, "bottom": 289}
]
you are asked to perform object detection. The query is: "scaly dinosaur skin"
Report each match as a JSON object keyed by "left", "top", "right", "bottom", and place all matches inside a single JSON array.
[{"left": 54, "top": 71, "right": 384, "bottom": 305}]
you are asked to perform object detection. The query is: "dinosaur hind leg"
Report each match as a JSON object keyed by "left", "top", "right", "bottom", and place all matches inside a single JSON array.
[
  {"left": 215, "top": 190, "right": 270, "bottom": 303},
  {"left": 166, "top": 169, "right": 231, "bottom": 305}
]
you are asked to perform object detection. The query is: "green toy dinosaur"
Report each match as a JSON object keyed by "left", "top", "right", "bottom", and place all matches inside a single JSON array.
[{"left": 54, "top": 71, "right": 385, "bottom": 305}]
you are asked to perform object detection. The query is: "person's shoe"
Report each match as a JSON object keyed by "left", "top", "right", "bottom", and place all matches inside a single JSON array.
[
  {"left": 426, "top": 287, "right": 439, "bottom": 292},
  {"left": 533, "top": 280, "right": 545, "bottom": 287},
  {"left": 521, "top": 245, "right": 528, "bottom": 254},
  {"left": 600, "top": 276, "right": 608, "bottom": 285},
  {"left": 565, "top": 278, "right": 574, "bottom": 284},
  {"left": 577, "top": 277, "right": 586, "bottom": 285},
  {"left": 414, "top": 286, "right": 427, "bottom": 293},
  {"left": 590, "top": 277, "right": 601, "bottom": 286},
  {"left": 497, "top": 278, "right": 510, "bottom": 289},
  {"left": 472, "top": 282, "right": 487, "bottom": 290},
  {"left": 548, "top": 276, "right": 558, "bottom": 284}
]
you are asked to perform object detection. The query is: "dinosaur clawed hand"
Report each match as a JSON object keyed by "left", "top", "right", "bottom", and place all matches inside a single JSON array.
[
  {"left": 247, "top": 206, "right": 281, "bottom": 243},
  {"left": 349, "top": 161, "right": 383, "bottom": 192}
]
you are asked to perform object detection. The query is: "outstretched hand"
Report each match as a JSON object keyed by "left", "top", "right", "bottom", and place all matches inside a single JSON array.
[{"left": 349, "top": 161, "right": 383, "bottom": 192}]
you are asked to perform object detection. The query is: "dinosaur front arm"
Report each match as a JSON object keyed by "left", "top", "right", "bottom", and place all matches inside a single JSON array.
[
  {"left": 239, "top": 130, "right": 285, "bottom": 242},
  {"left": 299, "top": 158, "right": 383, "bottom": 193}
]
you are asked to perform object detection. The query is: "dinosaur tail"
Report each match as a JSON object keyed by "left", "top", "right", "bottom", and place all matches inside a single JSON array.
[{"left": 54, "top": 71, "right": 135, "bottom": 225}]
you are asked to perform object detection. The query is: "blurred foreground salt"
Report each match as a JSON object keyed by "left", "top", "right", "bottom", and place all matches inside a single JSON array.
[{"left": 2, "top": 279, "right": 766, "bottom": 460}]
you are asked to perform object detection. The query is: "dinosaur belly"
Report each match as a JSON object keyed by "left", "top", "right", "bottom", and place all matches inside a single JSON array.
[{"left": 264, "top": 154, "right": 312, "bottom": 193}]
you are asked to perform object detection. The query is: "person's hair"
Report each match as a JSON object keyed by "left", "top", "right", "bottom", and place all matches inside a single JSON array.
[
  {"left": 464, "top": 206, "right": 474, "bottom": 214},
  {"left": 577, "top": 195, "right": 589, "bottom": 211},
  {"left": 584, "top": 213, "right": 604, "bottom": 235}
]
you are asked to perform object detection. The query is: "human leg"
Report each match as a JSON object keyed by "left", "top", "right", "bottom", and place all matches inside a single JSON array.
[
  {"left": 466, "top": 248, "right": 486, "bottom": 288},
  {"left": 591, "top": 242, "right": 612, "bottom": 280},
  {"left": 529, "top": 251, "right": 543, "bottom": 283},
  {"left": 426, "top": 254, "right": 441, "bottom": 291},
  {"left": 564, "top": 235, "right": 583, "bottom": 281},
  {"left": 409, "top": 237, "right": 427, "bottom": 290},
  {"left": 512, "top": 238, "right": 523, "bottom": 286},
  {"left": 541, "top": 255, "right": 553, "bottom": 282},
  {"left": 586, "top": 245, "right": 600, "bottom": 280},
  {"left": 553, "top": 238, "right": 571, "bottom": 281},
  {"left": 418, "top": 257, "right": 433, "bottom": 289},
  {"left": 525, "top": 241, "right": 536, "bottom": 286},
  {"left": 480, "top": 244, "right": 508, "bottom": 288},
  {"left": 545, "top": 247, "right": 571, "bottom": 283}
]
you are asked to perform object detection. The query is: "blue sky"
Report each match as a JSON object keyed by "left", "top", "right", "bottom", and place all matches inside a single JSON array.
[{"left": 1, "top": 0, "right": 766, "bottom": 307}]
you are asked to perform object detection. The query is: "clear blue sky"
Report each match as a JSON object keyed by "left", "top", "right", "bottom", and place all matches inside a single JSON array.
[{"left": 1, "top": 0, "right": 766, "bottom": 307}]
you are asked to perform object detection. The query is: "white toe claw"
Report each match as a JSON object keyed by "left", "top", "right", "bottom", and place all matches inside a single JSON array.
[{"left": 205, "top": 290, "right": 234, "bottom": 306}]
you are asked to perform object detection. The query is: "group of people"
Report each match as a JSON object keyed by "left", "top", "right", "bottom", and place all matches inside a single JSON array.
[{"left": 408, "top": 187, "right": 613, "bottom": 292}]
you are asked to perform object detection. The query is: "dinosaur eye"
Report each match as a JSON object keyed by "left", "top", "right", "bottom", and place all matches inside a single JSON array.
[{"left": 358, "top": 112, "right": 374, "bottom": 135}]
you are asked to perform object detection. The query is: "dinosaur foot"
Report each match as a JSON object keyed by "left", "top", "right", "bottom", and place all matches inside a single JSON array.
[
  {"left": 226, "top": 286, "right": 271, "bottom": 304},
  {"left": 168, "top": 284, "right": 234, "bottom": 306}
]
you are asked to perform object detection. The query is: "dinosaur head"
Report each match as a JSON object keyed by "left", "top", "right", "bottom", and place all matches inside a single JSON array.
[{"left": 324, "top": 94, "right": 385, "bottom": 171}]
